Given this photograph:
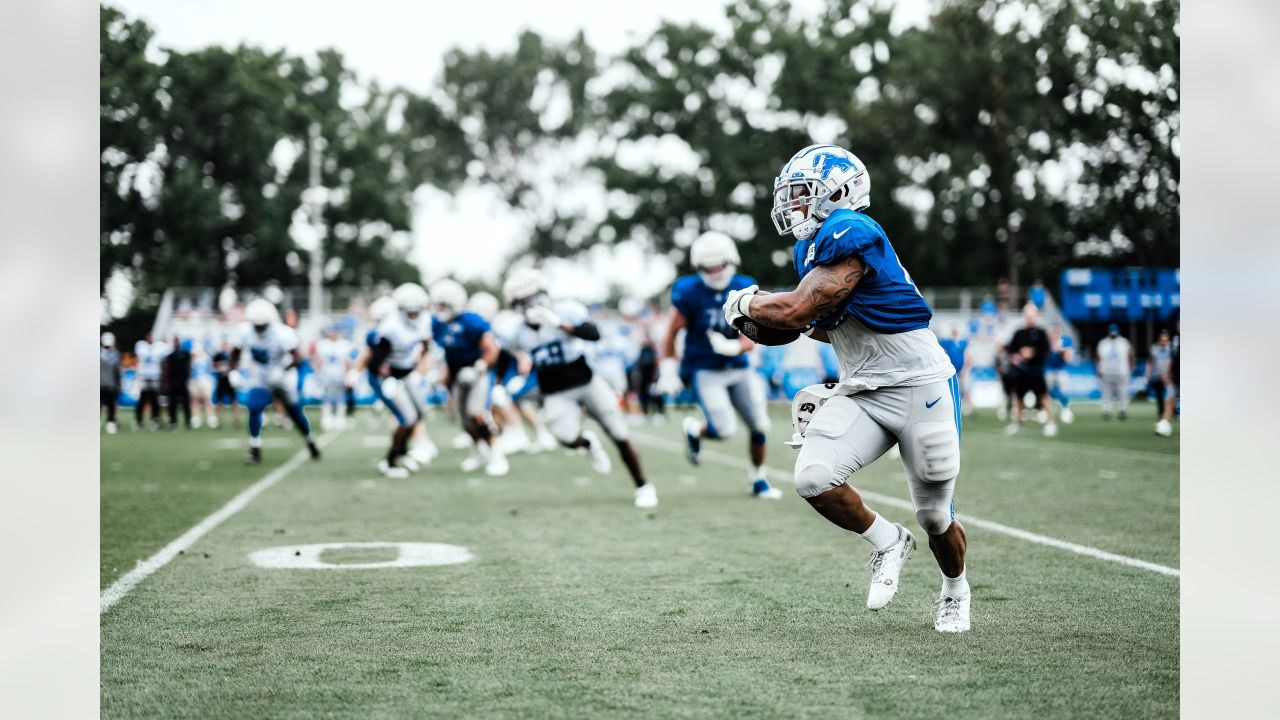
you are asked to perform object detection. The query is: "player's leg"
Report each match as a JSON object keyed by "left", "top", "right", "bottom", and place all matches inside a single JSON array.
[
  {"left": 582, "top": 376, "right": 656, "bottom": 506},
  {"left": 684, "top": 369, "right": 736, "bottom": 464},
  {"left": 726, "top": 369, "right": 780, "bottom": 498},
  {"left": 376, "top": 377, "right": 416, "bottom": 476},
  {"left": 243, "top": 387, "right": 273, "bottom": 464},
  {"left": 896, "top": 377, "right": 969, "bottom": 632},
  {"left": 1034, "top": 373, "right": 1056, "bottom": 437},
  {"left": 792, "top": 393, "right": 906, "bottom": 609},
  {"left": 273, "top": 381, "right": 319, "bottom": 459}
]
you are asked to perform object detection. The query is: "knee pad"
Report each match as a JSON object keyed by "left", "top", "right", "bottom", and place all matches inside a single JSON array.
[
  {"left": 907, "top": 420, "right": 960, "bottom": 484},
  {"left": 794, "top": 459, "right": 841, "bottom": 499},
  {"left": 915, "top": 506, "right": 953, "bottom": 536}
]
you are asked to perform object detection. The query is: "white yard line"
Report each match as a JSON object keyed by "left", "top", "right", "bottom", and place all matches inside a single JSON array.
[
  {"left": 631, "top": 431, "right": 1180, "bottom": 578},
  {"left": 100, "top": 432, "right": 338, "bottom": 614}
]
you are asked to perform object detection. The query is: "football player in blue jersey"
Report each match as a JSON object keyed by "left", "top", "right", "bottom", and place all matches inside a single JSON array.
[
  {"left": 1045, "top": 323, "right": 1075, "bottom": 424},
  {"left": 723, "top": 144, "right": 971, "bottom": 632},
  {"left": 431, "top": 279, "right": 508, "bottom": 477},
  {"left": 230, "top": 299, "right": 321, "bottom": 464},
  {"left": 657, "top": 231, "right": 783, "bottom": 500}
]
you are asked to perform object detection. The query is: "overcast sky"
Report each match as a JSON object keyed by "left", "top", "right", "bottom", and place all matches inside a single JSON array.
[{"left": 111, "top": 0, "right": 931, "bottom": 301}]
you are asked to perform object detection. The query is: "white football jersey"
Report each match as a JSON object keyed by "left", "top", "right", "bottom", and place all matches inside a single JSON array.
[
  {"left": 315, "top": 337, "right": 352, "bottom": 378},
  {"left": 376, "top": 312, "right": 431, "bottom": 371},
  {"left": 134, "top": 340, "right": 170, "bottom": 381},
  {"left": 506, "top": 300, "right": 591, "bottom": 367},
  {"left": 235, "top": 322, "right": 298, "bottom": 388}
]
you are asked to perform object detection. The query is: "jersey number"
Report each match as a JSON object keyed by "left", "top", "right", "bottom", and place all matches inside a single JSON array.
[
  {"left": 250, "top": 347, "right": 271, "bottom": 364},
  {"left": 530, "top": 341, "right": 565, "bottom": 367},
  {"left": 705, "top": 308, "right": 732, "bottom": 333}
]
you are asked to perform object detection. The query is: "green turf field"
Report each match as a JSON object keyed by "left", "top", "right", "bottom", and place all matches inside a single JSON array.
[{"left": 101, "top": 402, "right": 1178, "bottom": 719}]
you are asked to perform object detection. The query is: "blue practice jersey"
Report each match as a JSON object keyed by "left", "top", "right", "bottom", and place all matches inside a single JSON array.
[
  {"left": 792, "top": 208, "right": 933, "bottom": 333},
  {"left": 432, "top": 312, "right": 490, "bottom": 374},
  {"left": 671, "top": 274, "right": 753, "bottom": 376},
  {"left": 937, "top": 337, "right": 968, "bottom": 373},
  {"left": 1046, "top": 335, "right": 1074, "bottom": 370}
]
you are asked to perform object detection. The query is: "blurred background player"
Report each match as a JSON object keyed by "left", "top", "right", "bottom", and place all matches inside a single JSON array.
[
  {"left": 210, "top": 338, "right": 238, "bottom": 428},
  {"left": 165, "top": 336, "right": 193, "bottom": 430},
  {"left": 133, "top": 332, "right": 166, "bottom": 430},
  {"left": 1045, "top": 323, "right": 1075, "bottom": 424},
  {"left": 658, "top": 231, "right": 782, "bottom": 499},
  {"left": 189, "top": 339, "right": 215, "bottom": 428},
  {"left": 936, "top": 325, "right": 971, "bottom": 419},
  {"left": 503, "top": 268, "right": 658, "bottom": 508},
  {"left": 489, "top": 303, "right": 558, "bottom": 453},
  {"left": 314, "top": 325, "right": 354, "bottom": 431},
  {"left": 100, "top": 332, "right": 122, "bottom": 434},
  {"left": 231, "top": 299, "right": 321, "bottom": 464},
  {"left": 624, "top": 297, "right": 666, "bottom": 423},
  {"left": 432, "top": 279, "right": 508, "bottom": 476},
  {"left": 367, "top": 283, "right": 433, "bottom": 478},
  {"left": 1146, "top": 329, "right": 1173, "bottom": 422},
  {"left": 1096, "top": 323, "right": 1134, "bottom": 421},
  {"left": 1156, "top": 321, "right": 1179, "bottom": 437},
  {"left": 1004, "top": 303, "right": 1057, "bottom": 437}
]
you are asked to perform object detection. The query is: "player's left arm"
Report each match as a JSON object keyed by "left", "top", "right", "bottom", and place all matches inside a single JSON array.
[
  {"left": 742, "top": 253, "right": 866, "bottom": 329},
  {"left": 479, "top": 332, "right": 501, "bottom": 367}
]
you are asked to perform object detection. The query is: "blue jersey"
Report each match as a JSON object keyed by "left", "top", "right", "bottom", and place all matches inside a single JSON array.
[
  {"left": 937, "top": 337, "right": 968, "bottom": 373},
  {"left": 671, "top": 274, "right": 753, "bottom": 376},
  {"left": 793, "top": 209, "right": 932, "bottom": 333},
  {"left": 1046, "top": 335, "right": 1074, "bottom": 370},
  {"left": 432, "top": 312, "right": 490, "bottom": 374}
]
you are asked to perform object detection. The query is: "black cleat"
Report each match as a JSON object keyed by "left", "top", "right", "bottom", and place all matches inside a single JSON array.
[
  {"left": 307, "top": 440, "right": 321, "bottom": 460},
  {"left": 244, "top": 446, "right": 262, "bottom": 465}
]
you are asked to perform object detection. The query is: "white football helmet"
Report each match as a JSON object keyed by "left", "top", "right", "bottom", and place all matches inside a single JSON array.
[
  {"left": 368, "top": 295, "right": 398, "bottom": 323},
  {"left": 393, "top": 282, "right": 430, "bottom": 316},
  {"left": 431, "top": 279, "right": 468, "bottom": 319},
  {"left": 771, "top": 144, "right": 871, "bottom": 241},
  {"left": 467, "top": 291, "right": 500, "bottom": 321},
  {"left": 690, "top": 231, "right": 741, "bottom": 291},
  {"left": 246, "top": 298, "right": 278, "bottom": 328},
  {"left": 101, "top": 331, "right": 116, "bottom": 347},
  {"left": 503, "top": 267, "right": 547, "bottom": 307}
]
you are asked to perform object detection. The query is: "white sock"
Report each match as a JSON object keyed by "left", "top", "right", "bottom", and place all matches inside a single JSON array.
[
  {"left": 249, "top": 436, "right": 262, "bottom": 448},
  {"left": 749, "top": 465, "right": 766, "bottom": 482},
  {"left": 942, "top": 568, "right": 969, "bottom": 597},
  {"left": 859, "top": 513, "right": 900, "bottom": 552}
]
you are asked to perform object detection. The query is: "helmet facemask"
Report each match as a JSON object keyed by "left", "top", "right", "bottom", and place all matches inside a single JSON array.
[{"left": 771, "top": 179, "right": 823, "bottom": 241}]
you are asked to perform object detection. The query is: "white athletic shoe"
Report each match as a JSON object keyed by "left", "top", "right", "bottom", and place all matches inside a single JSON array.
[
  {"left": 451, "top": 432, "right": 473, "bottom": 450},
  {"left": 633, "top": 483, "right": 658, "bottom": 508},
  {"left": 208, "top": 416, "right": 220, "bottom": 429},
  {"left": 1036, "top": 409, "right": 1049, "bottom": 424},
  {"left": 1003, "top": 423, "right": 1021, "bottom": 436},
  {"left": 496, "top": 429, "right": 529, "bottom": 455},
  {"left": 934, "top": 592, "right": 971, "bottom": 633},
  {"left": 192, "top": 415, "right": 203, "bottom": 429},
  {"left": 1043, "top": 421, "right": 1058, "bottom": 438},
  {"left": 583, "top": 430, "right": 613, "bottom": 475},
  {"left": 537, "top": 430, "right": 559, "bottom": 452},
  {"left": 751, "top": 478, "right": 783, "bottom": 500},
  {"left": 485, "top": 449, "right": 509, "bottom": 477},
  {"left": 1059, "top": 407, "right": 1074, "bottom": 424},
  {"left": 1155, "top": 418, "right": 1173, "bottom": 437},
  {"left": 410, "top": 442, "right": 438, "bottom": 464},
  {"left": 865, "top": 524, "right": 916, "bottom": 611},
  {"left": 399, "top": 455, "right": 421, "bottom": 473},
  {"left": 377, "top": 459, "right": 410, "bottom": 479},
  {"left": 460, "top": 450, "right": 485, "bottom": 473},
  {"left": 105, "top": 421, "right": 117, "bottom": 435}
]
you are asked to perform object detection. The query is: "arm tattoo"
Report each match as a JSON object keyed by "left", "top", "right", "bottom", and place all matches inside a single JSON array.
[{"left": 750, "top": 255, "right": 865, "bottom": 328}]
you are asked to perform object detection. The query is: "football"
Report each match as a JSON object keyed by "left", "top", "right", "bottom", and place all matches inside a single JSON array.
[{"left": 731, "top": 315, "right": 803, "bottom": 346}]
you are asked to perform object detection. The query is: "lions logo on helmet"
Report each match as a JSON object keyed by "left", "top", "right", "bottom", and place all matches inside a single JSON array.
[{"left": 771, "top": 144, "right": 871, "bottom": 241}]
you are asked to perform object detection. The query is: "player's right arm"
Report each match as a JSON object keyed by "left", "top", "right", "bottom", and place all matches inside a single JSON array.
[
  {"left": 733, "top": 253, "right": 866, "bottom": 330},
  {"left": 660, "top": 308, "right": 685, "bottom": 360}
]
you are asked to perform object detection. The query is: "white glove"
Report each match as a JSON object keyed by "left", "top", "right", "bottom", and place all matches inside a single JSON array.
[
  {"left": 525, "top": 305, "right": 563, "bottom": 328},
  {"left": 722, "top": 284, "right": 759, "bottom": 326},
  {"left": 505, "top": 373, "right": 529, "bottom": 395},
  {"left": 344, "top": 368, "right": 360, "bottom": 389},
  {"left": 706, "top": 330, "right": 744, "bottom": 357},
  {"left": 228, "top": 370, "right": 244, "bottom": 389},
  {"left": 456, "top": 366, "right": 479, "bottom": 385},
  {"left": 655, "top": 358, "right": 684, "bottom": 396}
]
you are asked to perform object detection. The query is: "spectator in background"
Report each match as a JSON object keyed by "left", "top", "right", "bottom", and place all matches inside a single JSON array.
[
  {"left": 166, "top": 337, "right": 194, "bottom": 429},
  {"left": 133, "top": 332, "right": 166, "bottom": 430},
  {"left": 937, "top": 325, "right": 972, "bottom": 417},
  {"left": 100, "top": 332, "right": 121, "bottom": 434},
  {"left": 1147, "top": 330, "right": 1173, "bottom": 419},
  {"left": 1027, "top": 279, "right": 1047, "bottom": 310},
  {"left": 995, "top": 278, "right": 1014, "bottom": 315},
  {"left": 1045, "top": 323, "right": 1076, "bottom": 424},
  {"left": 1005, "top": 303, "right": 1057, "bottom": 437},
  {"left": 1096, "top": 323, "right": 1135, "bottom": 421},
  {"left": 189, "top": 341, "right": 215, "bottom": 429},
  {"left": 1156, "top": 321, "right": 1179, "bottom": 437},
  {"left": 210, "top": 338, "right": 238, "bottom": 428}
]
